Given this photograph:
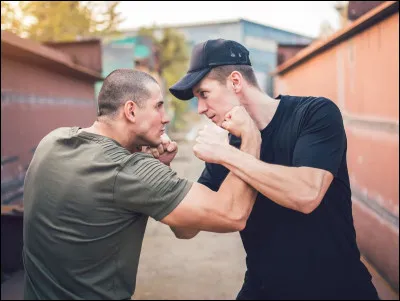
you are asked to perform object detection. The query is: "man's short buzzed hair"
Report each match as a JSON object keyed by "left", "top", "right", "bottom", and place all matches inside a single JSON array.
[
  {"left": 207, "top": 65, "right": 261, "bottom": 90},
  {"left": 97, "top": 69, "right": 158, "bottom": 117}
]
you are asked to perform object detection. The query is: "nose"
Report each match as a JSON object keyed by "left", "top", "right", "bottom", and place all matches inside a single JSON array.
[
  {"left": 161, "top": 109, "right": 170, "bottom": 124},
  {"left": 197, "top": 98, "right": 207, "bottom": 115},
  {"left": 162, "top": 115, "right": 170, "bottom": 124}
]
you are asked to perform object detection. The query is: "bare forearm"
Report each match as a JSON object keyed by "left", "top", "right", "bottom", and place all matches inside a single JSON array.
[
  {"left": 168, "top": 170, "right": 256, "bottom": 238},
  {"left": 213, "top": 131, "right": 261, "bottom": 222},
  {"left": 168, "top": 128, "right": 261, "bottom": 238},
  {"left": 220, "top": 151, "right": 322, "bottom": 213}
]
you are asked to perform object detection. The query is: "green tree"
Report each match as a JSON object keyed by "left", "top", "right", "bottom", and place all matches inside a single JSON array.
[
  {"left": 138, "top": 26, "right": 190, "bottom": 130},
  {"left": 85, "top": 1, "right": 124, "bottom": 37},
  {"left": 18, "top": 1, "right": 124, "bottom": 42}
]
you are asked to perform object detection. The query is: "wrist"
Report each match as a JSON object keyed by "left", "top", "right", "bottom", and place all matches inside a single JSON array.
[
  {"left": 215, "top": 144, "right": 237, "bottom": 165},
  {"left": 241, "top": 130, "right": 261, "bottom": 158}
]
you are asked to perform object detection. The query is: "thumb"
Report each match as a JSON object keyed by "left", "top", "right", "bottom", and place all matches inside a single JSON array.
[
  {"left": 221, "top": 120, "right": 230, "bottom": 131},
  {"left": 224, "top": 111, "right": 232, "bottom": 121}
]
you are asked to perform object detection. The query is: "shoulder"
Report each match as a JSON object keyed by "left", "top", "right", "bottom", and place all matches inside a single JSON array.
[
  {"left": 285, "top": 95, "right": 337, "bottom": 109},
  {"left": 285, "top": 95, "right": 342, "bottom": 120},
  {"left": 45, "top": 126, "right": 75, "bottom": 139},
  {"left": 118, "top": 152, "right": 179, "bottom": 179},
  {"left": 34, "top": 127, "right": 75, "bottom": 150}
]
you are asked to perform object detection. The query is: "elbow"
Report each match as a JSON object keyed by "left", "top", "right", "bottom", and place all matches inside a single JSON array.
[
  {"left": 228, "top": 215, "right": 248, "bottom": 232},
  {"left": 174, "top": 233, "right": 197, "bottom": 240},
  {"left": 299, "top": 193, "right": 322, "bottom": 214},
  {"left": 236, "top": 219, "right": 247, "bottom": 231},
  {"left": 293, "top": 187, "right": 322, "bottom": 214},
  {"left": 171, "top": 227, "right": 199, "bottom": 240}
]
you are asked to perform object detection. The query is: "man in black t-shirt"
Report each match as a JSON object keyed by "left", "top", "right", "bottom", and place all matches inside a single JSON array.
[{"left": 169, "top": 39, "right": 379, "bottom": 300}]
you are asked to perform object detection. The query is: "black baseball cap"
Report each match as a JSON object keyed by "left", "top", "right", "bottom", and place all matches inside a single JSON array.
[{"left": 169, "top": 39, "right": 252, "bottom": 100}]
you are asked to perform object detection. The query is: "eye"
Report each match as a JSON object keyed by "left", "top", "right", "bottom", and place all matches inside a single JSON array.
[{"left": 200, "top": 91, "right": 208, "bottom": 98}]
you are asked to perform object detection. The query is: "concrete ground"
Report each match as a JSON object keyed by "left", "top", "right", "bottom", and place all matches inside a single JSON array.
[{"left": 132, "top": 125, "right": 246, "bottom": 300}]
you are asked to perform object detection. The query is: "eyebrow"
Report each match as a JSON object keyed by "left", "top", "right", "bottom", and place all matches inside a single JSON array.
[{"left": 195, "top": 87, "right": 203, "bottom": 94}]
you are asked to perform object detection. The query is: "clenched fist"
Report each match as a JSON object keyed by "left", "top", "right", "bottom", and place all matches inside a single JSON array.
[
  {"left": 193, "top": 123, "right": 231, "bottom": 164},
  {"left": 221, "top": 106, "right": 257, "bottom": 138},
  {"left": 142, "top": 133, "right": 178, "bottom": 166}
]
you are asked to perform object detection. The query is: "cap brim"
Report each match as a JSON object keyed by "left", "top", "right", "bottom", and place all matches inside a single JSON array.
[{"left": 169, "top": 68, "right": 211, "bottom": 100}]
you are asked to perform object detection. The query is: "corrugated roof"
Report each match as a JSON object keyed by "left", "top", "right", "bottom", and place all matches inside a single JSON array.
[
  {"left": 1, "top": 31, "right": 103, "bottom": 81},
  {"left": 272, "top": 1, "right": 399, "bottom": 76}
]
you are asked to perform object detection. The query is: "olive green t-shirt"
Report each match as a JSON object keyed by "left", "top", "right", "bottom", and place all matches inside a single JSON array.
[{"left": 22, "top": 127, "right": 193, "bottom": 300}]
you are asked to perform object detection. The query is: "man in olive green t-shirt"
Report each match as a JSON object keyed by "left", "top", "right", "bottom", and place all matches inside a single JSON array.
[{"left": 23, "top": 69, "right": 261, "bottom": 299}]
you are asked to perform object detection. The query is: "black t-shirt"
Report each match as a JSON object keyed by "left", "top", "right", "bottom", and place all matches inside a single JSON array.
[{"left": 198, "top": 95, "right": 378, "bottom": 299}]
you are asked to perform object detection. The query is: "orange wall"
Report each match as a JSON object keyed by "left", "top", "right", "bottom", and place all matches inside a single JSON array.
[{"left": 274, "top": 12, "right": 399, "bottom": 298}]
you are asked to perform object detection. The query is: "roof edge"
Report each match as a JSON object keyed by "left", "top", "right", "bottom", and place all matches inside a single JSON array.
[
  {"left": 272, "top": 1, "right": 399, "bottom": 76},
  {"left": 1, "top": 31, "right": 103, "bottom": 81}
]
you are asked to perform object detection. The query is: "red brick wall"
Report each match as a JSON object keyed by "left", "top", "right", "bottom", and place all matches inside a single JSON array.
[{"left": 274, "top": 11, "right": 399, "bottom": 298}]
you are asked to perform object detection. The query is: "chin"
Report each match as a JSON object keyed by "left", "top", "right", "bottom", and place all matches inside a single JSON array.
[
  {"left": 148, "top": 139, "right": 161, "bottom": 148},
  {"left": 214, "top": 120, "right": 222, "bottom": 127}
]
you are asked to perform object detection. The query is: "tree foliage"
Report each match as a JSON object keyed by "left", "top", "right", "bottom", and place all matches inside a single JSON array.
[
  {"left": 1, "top": 1, "right": 24, "bottom": 36},
  {"left": 138, "top": 26, "right": 190, "bottom": 130},
  {"left": 2, "top": 1, "right": 124, "bottom": 42}
]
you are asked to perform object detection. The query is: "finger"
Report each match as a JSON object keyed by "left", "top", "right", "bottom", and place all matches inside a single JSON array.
[
  {"left": 151, "top": 148, "right": 160, "bottom": 158},
  {"left": 224, "top": 111, "right": 232, "bottom": 120},
  {"left": 141, "top": 146, "right": 151, "bottom": 153},
  {"left": 162, "top": 139, "right": 170, "bottom": 149},
  {"left": 157, "top": 144, "right": 165, "bottom": 155},
  {"left": 221, "top": 120, "right": 230, "bottom": 131},
  {"left": 195, "top": 136, "right": 204, "bottom": 144},
  {"left": 167, "top": 141, "right": 177, "bottom": 153}
]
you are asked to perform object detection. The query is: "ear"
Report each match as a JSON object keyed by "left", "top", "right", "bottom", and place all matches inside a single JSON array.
[
  {"left": 123, "top": 100, "right": 138, "bottom": 123},
  {"left": 230, "top": 71, "right": 243, "bottom": 94}
]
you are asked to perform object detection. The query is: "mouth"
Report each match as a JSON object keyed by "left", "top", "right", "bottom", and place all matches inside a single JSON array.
[{"left": 209, "top": 115, "right": 216, "bottom": 121}]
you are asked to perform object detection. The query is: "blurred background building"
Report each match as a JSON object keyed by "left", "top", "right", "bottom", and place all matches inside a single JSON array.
[{"left": 122, "top": 18, "right": 314, "bottom": 103}]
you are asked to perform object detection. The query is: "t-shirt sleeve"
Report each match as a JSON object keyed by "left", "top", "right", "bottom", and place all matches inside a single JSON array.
[
  {"left": 198, "top": 163, "right": 230, "bottom": 192},
  {"left": 292, "top": 98, "right": 346, "bottom": 177},
  {"left": 198, "top": 163, "right": 219, "bottom": 192},
  {"left": 113, "top": 153, "right": 193, "bottom": 221}
]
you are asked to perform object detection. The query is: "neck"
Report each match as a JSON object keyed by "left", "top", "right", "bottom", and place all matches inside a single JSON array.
[
  {"left": 81, "top": 117, "right": 139, "bottom": 153},
  {"left": 240, "top": 87, "right": 280, "bottom": 130}
]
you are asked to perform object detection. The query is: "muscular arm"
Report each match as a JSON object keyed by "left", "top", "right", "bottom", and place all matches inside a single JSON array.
[
  {"left": 220, "top": 154, "right": 333, "bottom": 214},
  {"left": 216, "top": 99, "right": 344, "bottom": 214},
  {"left": 161, "top": 130, "right": 261, "bottom": 237}
]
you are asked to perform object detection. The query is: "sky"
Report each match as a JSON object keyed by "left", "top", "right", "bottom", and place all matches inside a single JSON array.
[{"left": 116, "top": 1, "right": 345, "bottom": 38}]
